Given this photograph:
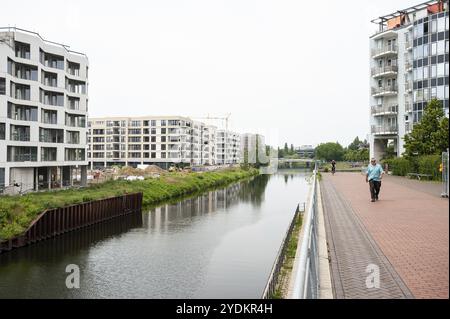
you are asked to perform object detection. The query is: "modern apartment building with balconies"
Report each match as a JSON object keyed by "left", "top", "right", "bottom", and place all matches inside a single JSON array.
[
  {"left": 369, "top": 0, "right": 449, "bottom": 159},
  {"left": 216, "top": 129, "right": 241, "bottom": 165},
  {"left": 87, "top": 116, "right": 217, "bottom": 169},
  {"left": 0, "top": 27, "right": 88, "bottom": 193}
]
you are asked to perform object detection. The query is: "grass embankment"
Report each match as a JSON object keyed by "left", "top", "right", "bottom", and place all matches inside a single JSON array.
[
  {"left": 322, "top": 161, "right": 365, "bottom": 172},
  {"left": 0, "top": 168, "right": 258, "bottom": 241},
  {"left": 271, "top": 212, "right": 303, "bottom": 299}
]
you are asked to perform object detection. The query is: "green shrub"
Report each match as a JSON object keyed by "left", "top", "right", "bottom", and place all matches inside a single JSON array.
[
  {"left": 417, "top": 155, "right": 441, "bottom": 181},
  {"left": 383, "top": 158, "right": 412, "bottom": 176},
  {"left": 0, "top": 168, "right": 258, "bottom": 241}
]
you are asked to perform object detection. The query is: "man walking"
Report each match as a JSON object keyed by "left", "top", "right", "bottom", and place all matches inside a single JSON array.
[{"left": 366, "top": 158, "right": 384, "bottom": 202}]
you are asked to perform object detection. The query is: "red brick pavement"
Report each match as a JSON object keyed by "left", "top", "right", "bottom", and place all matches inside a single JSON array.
[{"left": 324, "top": 173, "right": 449, "bottom": 299}]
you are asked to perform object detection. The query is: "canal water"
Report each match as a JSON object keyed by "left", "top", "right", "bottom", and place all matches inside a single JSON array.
[{"left": 0, "top": 170, "right": 311, "bottom": 298}]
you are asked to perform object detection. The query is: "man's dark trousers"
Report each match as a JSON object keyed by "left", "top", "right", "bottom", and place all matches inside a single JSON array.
[{"left": 369, "top": 179, "right": 381, "bottom": 200}]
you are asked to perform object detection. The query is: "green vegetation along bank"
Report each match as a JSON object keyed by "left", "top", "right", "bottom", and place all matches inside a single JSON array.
[{"left": 0, "top": 168, "right": 259, "bottom": 241}]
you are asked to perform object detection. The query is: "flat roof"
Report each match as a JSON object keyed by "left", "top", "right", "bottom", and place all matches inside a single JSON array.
[
  {"left": 371, "top": 0, "right": 444, "bottom": 25},
  {"left": 0, "top": 26, "right": 87, "bottom": 57}
]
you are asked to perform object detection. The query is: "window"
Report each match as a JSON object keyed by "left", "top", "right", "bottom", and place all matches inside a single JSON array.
[
  {"left": 0, "top": 78, "right": 5, "bottom": 95},
  {"left": 41, "top": 147, "right": 57, "bottom": 161},
  {"left": 0, "top": 168, "right": 4, "bottom": 190},
  {"left": 437, "top": 86, "right": 445, "bottom": 99},
  {"left": 10, "top": 125, "right": 30, "bottom": 141},
  {"left": 41, "top": 109, "right": 57, "bottom": 124},
  {"left": 0, "top": 123, "right": 5, "bottom": 140},
  {"left": 432, "top": 42, "right": 437, "bottom": 55},
  {"left": 39, "top": 128, "right": 64, "bottom": 143},
  {"left": 65, "top": 148, "right": 85, "bottom": 161},
  {"left": 437, "top": 63, "right": 445, "bottom": 77},
  {"left": 7, "top": 146, "right": 37, "bottom": 162},
  {"left": 7, "top": 103, "right": 38, "bottom": 121},
  {"left": 438, "top": 40, "right": 445, "bottom": 54}
]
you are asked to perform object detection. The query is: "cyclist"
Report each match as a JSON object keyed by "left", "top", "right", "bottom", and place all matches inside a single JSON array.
[{"left": 331, "top": 160, "right": 336, "bottom": 175}]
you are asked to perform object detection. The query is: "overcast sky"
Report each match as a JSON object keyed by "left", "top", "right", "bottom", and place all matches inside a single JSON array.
[{"left": 1, "top": 0, "right": 415, "bottom": 147}]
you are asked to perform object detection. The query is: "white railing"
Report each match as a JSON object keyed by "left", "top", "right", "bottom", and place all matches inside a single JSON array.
[{"left": 292, "top": 164, "right": 319, "bottom": 299}]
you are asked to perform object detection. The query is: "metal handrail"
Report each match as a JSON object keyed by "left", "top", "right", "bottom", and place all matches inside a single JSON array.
[
  {"left": 292, "top": 163, "right": 319, "bottom": 299},
  {"left": 261, "top": 202, "right": 304, "bottom": 299}
]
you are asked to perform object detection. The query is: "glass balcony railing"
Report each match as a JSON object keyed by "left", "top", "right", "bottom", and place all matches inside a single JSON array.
[
  {"left": 371, "top": 44, "right": 398, "bottom": 57},
  {"left": 371, "top": 85, "right": 398, "bottom": 96},
  {"left": 371, "top": 65, "right": 398, "bottom": 77},
  {"left": 371, "top": 104, "right": 398, "bottom": 115},
  {"left": 371, "top": 125, "right": 398, "bottom": 135}
]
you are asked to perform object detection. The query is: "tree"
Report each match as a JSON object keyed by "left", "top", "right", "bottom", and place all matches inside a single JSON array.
[
  {"left": 348, "top": 136, "right": 361, "bottom": 151},
  {"left": 403, "top": 99, "right": 449, "bottom": 158},
  {"left": 315, "top": 142, "right": 345, "bottom": 161},
  {"left": 344, "top": 148, "right": 370, "bottom": 162},
  {"left": 290, "top": 144, "right": 295, "bottom": 155},
  {"left": 284, "top": 143, "right": 289, "bottom": 155}
]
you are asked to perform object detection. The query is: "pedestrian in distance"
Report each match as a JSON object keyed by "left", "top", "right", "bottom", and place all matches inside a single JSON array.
[{"left": 366, "top": 158, "right": 384, "bottom": 202}]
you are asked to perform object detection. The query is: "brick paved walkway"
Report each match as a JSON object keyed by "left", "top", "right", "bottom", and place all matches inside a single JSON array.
[{"left": 321, "top": 173, "right": 449, "bottom": 299}]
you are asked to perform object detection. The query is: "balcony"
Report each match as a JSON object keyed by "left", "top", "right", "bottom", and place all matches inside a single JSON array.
[
  {"left": 371, "top": 65, "right": 398, "bottom": 78},
  {"left": 405, "top": 81, "right": 413, "bottom": 92},
  {"left": 10, "top": 131, "right": 30, "bottom": 141},
  {"left": 371, "top": 104, "right": 398, "bottom": 116},
  {"left": 405, "top": 101, "right": 412, "bottom": 113},
  {"left": 405, "top": 122, "right": 414, "bottom": 133},
  {"left": 404, "top": 39, "right": 412, "bottom": 50},
  {"left": 405, "top": 61, "right": 412, "bottom": 72},
  {"left": 371, "top": 125, "right": 398, "bottom": 135},
  {"left": 371, "top": 44, "right": 398, "bottom": 59},
  {"left": 371, "top": 85, "right": 398, "bottom": 97}
]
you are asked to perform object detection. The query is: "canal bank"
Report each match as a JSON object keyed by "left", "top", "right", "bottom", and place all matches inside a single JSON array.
[
  {"left": 0, "top": 170, "right": 310, "bottom": 298},
  {"left": 0, "top": 168, "right": 258, "bottom": 241}
]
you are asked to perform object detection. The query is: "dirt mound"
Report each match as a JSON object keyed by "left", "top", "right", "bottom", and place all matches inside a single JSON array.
[{"left": 143, "top": 165, "right": 166, "bottom": 174}]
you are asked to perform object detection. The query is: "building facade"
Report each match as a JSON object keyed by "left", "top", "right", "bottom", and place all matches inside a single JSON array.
[
  {"left": 0, "top": 27, "right": 88, "bottom": 193},
  {"left": 296, "top": 145, "right": 315, "bottom": 158},
  {"left": 369, "top": 0, "right": 449, "bottom": 159},
  {"left": 216, "top": 129, "right": 241, "bottom": 165},
  {"left": 240, "top": 133, "right": 266, "bottom": 164},
  {"left": 87, "top": 116, "right": 219, "bottom": 169}
]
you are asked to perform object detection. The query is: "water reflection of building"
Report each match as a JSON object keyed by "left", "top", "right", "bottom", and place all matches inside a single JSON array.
[{"left": 146, "top": 175, "right": 271, "bottom": 229}]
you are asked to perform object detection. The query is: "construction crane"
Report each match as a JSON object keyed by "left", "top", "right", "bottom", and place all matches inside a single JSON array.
[
  {"left": 193, "top": 113, "right": 232, "bottom": 131},
  {"left": 193, "top": 114, "right": 232, "bottom": 165}
]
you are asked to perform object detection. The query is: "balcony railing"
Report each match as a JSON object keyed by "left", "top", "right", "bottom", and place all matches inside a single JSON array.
[
  {"left": 405, "top": 101, "right": 412, "bottom": 113},
  {"left": 371, "top": 44, "right": 398, "bottom": 57},
  {"left": 371, "top": 85, "right": 398, "bottom": 96},
  {"left": 404, "top": 39, "right": 412, "bottom": 50},
  {"left": 405, "top": 81, "right": 412, "bottom": 91},
  {"left": 10, "top": 131, "right": 30, "bottom": 141},
  {"left": 10, "top": 153, "right": 37, "bottom": 162},
  {"left": 371, "top": 104, "right": 398, "bottom": 115},
  {"left": 371, "top": 65, "right": 398, "bottom": 77},
  {"left": 405, "top": 62, "right": 412, "bottom": 71},
  {"left": 371, "top": 125, "right": 398, "bottom": 135},
  {"left": 405, "top": 122, "right": 414, "bottom": 133}
]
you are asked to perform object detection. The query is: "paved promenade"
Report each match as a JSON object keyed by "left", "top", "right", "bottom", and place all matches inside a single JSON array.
[{"left": 321, "top": 173, "right": 449, "bottom": 299}]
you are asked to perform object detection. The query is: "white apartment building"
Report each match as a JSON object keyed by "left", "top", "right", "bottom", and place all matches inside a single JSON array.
[
  {"left": 0, "top": 27, "right": 89, "bottom": 193},
  {"left": 216, "top": 129, "right": 241, "bottom": 165},
  {"left": 240, "top": 133, "right": 266, "bottom": 164},
  {"left": 87, "top": 116, "right": 217, "bottom": 169},
  {"left": 369, "top": 0, "right": 449, "bottom": 159}
]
